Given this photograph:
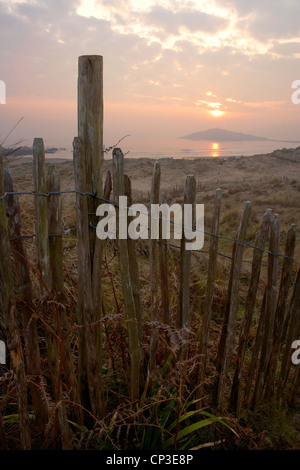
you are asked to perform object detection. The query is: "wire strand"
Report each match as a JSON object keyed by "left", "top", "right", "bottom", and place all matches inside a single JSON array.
[{"left": 1, "top": 188, "right": 299, "bottom": 267}]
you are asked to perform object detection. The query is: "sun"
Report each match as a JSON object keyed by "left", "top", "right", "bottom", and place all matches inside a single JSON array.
[{"left": 210, "top": 109, "right": 224, "bottom": 117}]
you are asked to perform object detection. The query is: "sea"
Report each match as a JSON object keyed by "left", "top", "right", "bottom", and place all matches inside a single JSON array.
[{"left": 44, "top": 138, "right": 300, "bottom": 161}]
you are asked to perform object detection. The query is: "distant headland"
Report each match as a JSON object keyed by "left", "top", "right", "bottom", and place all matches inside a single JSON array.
[
  {"left": 2, "top": 146, "right": 67, "bottom": 157},
  {"left": 180, "top": 128, "right": 300, "bottom": 143}
]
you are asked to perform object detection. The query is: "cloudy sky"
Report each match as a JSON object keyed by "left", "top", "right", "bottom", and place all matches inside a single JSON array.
[{"left": 0, "top": 0, "right": 300, "bottom": 151}]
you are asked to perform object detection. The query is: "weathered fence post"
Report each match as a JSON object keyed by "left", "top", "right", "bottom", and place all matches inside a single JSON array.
[
  {"left": 265, "top": 223, "right": 297, "bottom": 399},
  {"left": 113, "top": 147, "right": 144, "bottom": 400},
  {"left": 33, "top": 138, "right": 72, "bottom": 449},
  {"left": 4, "top": 168, "right": 46, "bottom": 428},
  {"left": 149, "top": 162, "right": 161, "bottom": 376},
  {"left": 288, "top": 356, "right": 300, "bottom": 405},
  {"left": 178, "top": 175, "right": 196, "bottom": 354},
  {"left": 244, "top": 288, "right": 267, "bottom": 407},
  {"left": 252, "top": 214, "right": 280, "bottom": 409},
  {"left": 47, "top": 166, "right": 63, "bottom": 291},
  {"left": 33, "top": 138, "right": 52, "bottom": 292},
  {"left": 0, "top": 146, "right": 31, "bottom": 449},
  {"left": 104, "top": 170, "right": 112, "bottom": 202},
  {"left": 78, "top": 54, "right": 104, "bottom": 382},
  {"left": 47, "top": 165, "right": 83, "bottom": 424},
  {"left": 158, "top": 192, "right": 170, "bottom": 327},
  {"left": 230, "top": 208, "right": 272, "bottom": 414},
  {"left": 73, "top": 137, "right": 103, "bottom": 418},
  {"left": 124, "top": 174, "right": 143, "bottom": 343},
  {"left": 214, "top": 200, "right": 251, "bottom": 409},
  {"left": 78, "top": 54, "right": 104, "bottom": 270},
  {"left": 197, "top": 188, "right": 222, "bottom": 399},
  {"left": 277, "top": 266, "right": 300, "bottom": 399}
]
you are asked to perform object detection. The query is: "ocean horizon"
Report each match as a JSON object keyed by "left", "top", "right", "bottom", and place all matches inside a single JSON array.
[{"left": 15, "top": 137, "right": 300, "bottom": 161}]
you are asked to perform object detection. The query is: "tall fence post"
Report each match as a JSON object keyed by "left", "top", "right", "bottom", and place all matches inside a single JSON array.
[
  {"left": 277, "top": 267, "right": 300, "bottom": 399},
  {"left": 252, "top": 214, "right": 280, "bottom": 408},
  {"left": 214, "top": 200, "right": 251, "bottom": 409},
  {"left": 4, "top": 168, "right": 46, "bottom": 428},
  {"left": 47, "top": 166, "right": 64, "bottom": 291},
  {"left": 0, "top": 146, "right": 31, "bottom": 449},
  {"left": 244, "top": 288, "right": 267, "bottom": 407},
  {"left": 230, "top": 208, "right": 272, "bottom": 414},
  {"left": 197, "top": 188, "right": 222, "bottom": 399},
  {"left": 149, "top": 162, "right": 161, "bottom": 376},
  {"left": 124, "top": 174, "right": 143, "bottom": 344},
  {"left": 78, "top": 54, "right": 104, "bottom": 382},
  {"left": 178, "top": 175, "right": 196, "bottom": 354},
  {"left": 78, "top": 54, "right": 103, "bottom": 270},
  {"left": 33, "top": 138, "right": 72, "bottom": 448},
  {"left": 73, "top": 137, "right": 103, "bottom": 418},
  {"left": 113, "top": 147, "right": 144, "bottom": 400},
  {"left": 158, "top": 191, "right": 170, "bottom": 327},
  {"left": 33, "top": 138, "right": 52, "bottom": 292},
  {"left": 265, "top": 223, "right": 297, "bottom": 399},
  {"left": 47, "top": 165, "right": 83, "bottom": 424}
]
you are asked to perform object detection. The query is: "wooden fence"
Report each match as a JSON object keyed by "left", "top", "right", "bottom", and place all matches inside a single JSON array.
[{"left": 0, "top": 55, "right": 299, "bottom": 450}]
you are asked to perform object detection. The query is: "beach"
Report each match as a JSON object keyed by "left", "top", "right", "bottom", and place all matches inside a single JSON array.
[{"left": 4, "top": 145, "right": 300, "bottom": 258}]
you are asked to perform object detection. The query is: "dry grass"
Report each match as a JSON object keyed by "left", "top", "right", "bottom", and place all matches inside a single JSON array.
[{"left": 1, "top": 150, "right": 300, "bottom": 449}]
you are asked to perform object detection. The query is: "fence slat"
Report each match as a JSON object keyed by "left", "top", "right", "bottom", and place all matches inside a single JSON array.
[
  {"left": 78, "top": 56, "right": 104, "bottom": 376},
  {"left": 277, "top": 267, "right": 300, "bottom": 399},
  {"left": 47, "top": 166, "right": 63, "bottom": 291},
  {"left": 73, "top": 137, "right": 103, "bottom": 418},
  {"left": 158, "top": 192, "right": 170, "bottom": 327},
  {"left": 252, "top": 214, "right": 280, "bottom": 409},
  {"left": 104, "top": 170, "right": 112, "bottom": 201},
  {"left": 214, "top": 200, "right": 251, "bottom": 408},
  {"left": 178, "top": 175, "right": 196, "bottom": 353},
  {"left": 113, "top": 147, "right": 144, "bottom": 399},
  {"left": 197, "top": 188, "right": 222, "bottom": 398},
  {"left": 33, "top": 138, "right": 52, "bottom": 291},
  {"left": 149, "top": 162, "right": 161, "bottom": 376},
  {"left": 78, "top": 55, "right": 104, "bottom": 270},
  {"left": 288, "top": 358, "right": 300, "bottom": 405},
  {"left": 33, "top": 138, "right": 72, "bottom": 448},
  {"left": 230, "top": 208, "right": 272, "bottom": 414},
  {"left": 125, "top": 174, "right": 143, "bottom": 344},
  {"left": 4, "top": 168, "right": 46, "bottom": 428},
  {"left": 47, "top": 165, "right": 83, "bottom": 425},
  {"left": 244, "top": 288, "right": 267, "bottom": 407},
  {"left": 265, "top": 223, "right": 297, "bottom": 399},
  {"left": 0, "top": 147, "right": 31, "bottom": 449}
]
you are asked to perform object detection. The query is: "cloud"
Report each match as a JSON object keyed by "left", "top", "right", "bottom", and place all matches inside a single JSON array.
[
  {"left": 215, "top": 0, "right": 300, "bottom": 40},
  {"left": 270, "top": 41, "right": 300, "bottom": 57},
  {"left": 141, "top": 5, "right": 228, "bottom": 35},
  {"left": 0, "top": 0, "right": 299, "bottom": 145}
]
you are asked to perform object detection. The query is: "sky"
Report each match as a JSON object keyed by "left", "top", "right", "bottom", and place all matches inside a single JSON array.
[{"left": 0, "top": 0, "right": 300, "bottom": 151}]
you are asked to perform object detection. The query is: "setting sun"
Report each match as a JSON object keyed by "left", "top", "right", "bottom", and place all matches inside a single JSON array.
[{"left": 211, "top": 109, "right": 224, "bottom": 117}]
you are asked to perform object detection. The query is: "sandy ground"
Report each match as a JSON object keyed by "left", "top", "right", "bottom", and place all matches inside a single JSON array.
[
  {"left": 3, "top": 147, "right": 300, "bottom": 252},
  {"left": 4, "top": 146, "right": 300, "bottom": 192}
]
